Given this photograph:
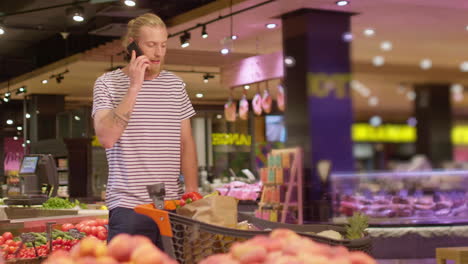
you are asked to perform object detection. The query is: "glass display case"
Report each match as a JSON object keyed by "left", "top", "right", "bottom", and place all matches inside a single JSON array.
[{"left": 331, "top": 170, "right": 468, "bottom": 225}]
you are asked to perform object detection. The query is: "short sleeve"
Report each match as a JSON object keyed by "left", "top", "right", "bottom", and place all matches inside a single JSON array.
[
  {"left": 180, "top": 82, "right": 196, "bottom": 120},
  {"left": 92, "top": 77, "right": 113, "bottom": 118}
]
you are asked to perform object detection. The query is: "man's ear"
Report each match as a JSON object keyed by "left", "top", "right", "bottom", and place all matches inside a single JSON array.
[{"left": 128, "top": 37, "right": 134, "bottom": 44}]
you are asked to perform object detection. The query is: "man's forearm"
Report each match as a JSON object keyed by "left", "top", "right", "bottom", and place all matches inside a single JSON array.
[
  {"left": 181, "top": 137, "right": 199, "bottom": 193},
  {"left": 95, "top": 89, "right": 139, "bottom": 148}
]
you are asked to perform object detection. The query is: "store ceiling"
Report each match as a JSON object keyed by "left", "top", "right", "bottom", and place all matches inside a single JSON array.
[{"left": 0, "top": 0, "right": 468, "bottom": 122}]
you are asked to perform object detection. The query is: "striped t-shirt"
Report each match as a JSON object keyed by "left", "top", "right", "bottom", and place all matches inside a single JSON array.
[{"left": 92, "top": 69, "right": 195, "bottom": 210}]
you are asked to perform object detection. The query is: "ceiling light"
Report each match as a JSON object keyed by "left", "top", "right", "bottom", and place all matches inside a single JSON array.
[
  {"left": 369, "top": 116, "right": 382, "bottom": 127},
  {"left": 284, "top": 56, "right": 296, "bottom": 67},
  {"left": 244, "top": 85, "right": 250, "bottom": 90},
  {"left": 221, "top": 48, "right": 230, "bottom": 55},
  {"left": 266, "top": 23, "right": 277, "bottom": 29},
  {"left": 6, "top": 119, "right": 13, "bottom": 125},
  {"left": 17, "top": 126, "right": 22, "bottom": 131},
  {"left": 465, "top": 25, "right": 468, "bottom": 31},
  {"left": 364, "top": 28, "right": 375, "bottom": 37},
  {"left": 67, "top": 5, "right": 85, "bottom": 22},
  {"left": 372, "top": 56, "right": 385, "bottom": 67},
  {"left": 407, "top": 117, "right": 417, "bottom": 127},
  {"left": 124, "top": 0, "right": 136, "bottom": 6},
  {"left": 201, "top": 25, "right": 208, "bottom": 39},
  {"left": 3, "top": 97, "right": 9, "bottom": 103},
  {"left": 196, "top": 93, "right": 204, "bottom": 98},
  {"left": 22, "top": 144, "right": 25, "bottom": 148},
  {"left": 231, "top": 35, "right": 238, "bottom": 40},
  {"left": 407, "top": 91, "right": 416, "bottom": 101},
  {"left": 74, "top": 116, "right": 81, "bottom": 121},
  {"left": 216, "top": 114, "right": 222, "bottom": 119},
  {"left": 42, "top": 79, "right": 48, "bottom": 84},
  {"left": 420, "top": 59, "right": 432, "bottom": 70},
  {"left": 26, "top": 140, "right": 30, "bottom": 144},
  {"left": 0, "top": 26, "right": 4, "bottom": 35},
  {"left": 368, "top": 96, "right": 379, "bottom": 106},
  {"left": 4, "top": 92, "right": 11, "bottom": 97},
  {"left": 25, "top": 113, "right": 31, "bottom": 119},
  {"left": 380, "top": 41, "right": 392, "bottom": 51},
  {"left": 13, "top": 136, "right": 18, "bottom": 141},
  {"left": 342, "top": 32, "right": 353, "bottom": 42},
  {"left": 180, "top": 31, "right": 190, "bottom": 48},
  {"left": 16, "top": 86, "right": 26, "bottom": 95},
  {"left": 460, "top": 61, "right": 468, "bottom": 72},
  {"left": 451, "top": 83, "right": 463, "bottom": 94},
  {"left": 336, "top": 1, "right": 349, "bottom": 6}
]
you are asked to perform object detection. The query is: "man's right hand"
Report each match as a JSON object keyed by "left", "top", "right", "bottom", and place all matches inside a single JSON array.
[{"left": 128, "top": 50, "right": 150, "bottom": 92}]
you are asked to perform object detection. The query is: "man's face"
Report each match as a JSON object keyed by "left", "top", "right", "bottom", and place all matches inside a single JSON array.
[{"left": 135, "top": 25, "right": 168, "bottom": 74}]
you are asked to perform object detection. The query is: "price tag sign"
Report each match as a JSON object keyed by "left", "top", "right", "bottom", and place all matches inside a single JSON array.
[
  {"left": 68, "top": 228, "right": 84, "bottom": 239},
  {"left": 20, "top": 233, "right": 36, "bottom": 243}
]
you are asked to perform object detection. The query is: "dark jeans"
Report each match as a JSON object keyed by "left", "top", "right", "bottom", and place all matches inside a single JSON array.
[{"left": 108, "top": 207, "right": 162, "bottom": 249}]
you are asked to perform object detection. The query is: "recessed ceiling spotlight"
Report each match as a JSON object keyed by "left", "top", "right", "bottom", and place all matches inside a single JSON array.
[
  {"left": 231, "top": 35, "right": 238, "bottom": 40},
  {"left": 196, "top": 93, "right": 204, "bottom": 98},
  {"left": 26, "top": 140, "right": 30, "bottom": 144},
  {"left": 6, "top": 119, "right": 13, "bottom": 125},
  {"left": 42, "top": 79, "right": 48, "bottom": 84},
  {"left": 266, "top": 23, "right": 277, "bottom": 29},
  {"left": 13, "top": 136, "right": 18, "bottom": 141},
  {"left": 220, "top": 48, "right": 230, "bottom": 55},
  {"left": 342, "top": 32, "right": 353, "bottom": 42},
  {"left": 336, "top": 0, "right": 349, "bottom": 6},
  {"left": 244, "top": 85, "right": 250, "bottom": 90},
  {"left": 420, "top": 59, "right": 432, "bottom": 70},
  {"left": 380, "top": 41, "right": 392, "bottom": 51},
  {"left": 67, "top": 5, "right": 85, "bottom": 22},
  {"left": 364, "top": 28, "right": 375, "bottom": 37},
  {"left": 284, "top": 56, "right": 296, "bottom": 67},
  {"left": 0, "top": 26, "right": 5, "bottom": 35},
  {"left": 74, "top": 116, "right": 81, "bottom": 121},
  {"left": 460, "top": 61, "right": 468, "bottom": 72},
  {"left": 216, "top": 114, "right": 222, "bottom": 119},
  {"left": 17, "top": 126, "right": 22, "bottom": 131},
  {"left": 25, "top": 113, "right": 31, "bottom": 119},
  {"left": 368, "top": 96, "right": 379, "bottom": 106},
  {"left": 124, "top": 0, "right": 136, "bottom": 7},
  {"left": 372, "top": 56, "right": 385, "bottom": 67}
]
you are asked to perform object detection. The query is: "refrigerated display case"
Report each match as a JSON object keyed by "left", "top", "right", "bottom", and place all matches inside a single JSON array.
[{"left": 331, "top": 170, "right": 468, "bottom": 225}]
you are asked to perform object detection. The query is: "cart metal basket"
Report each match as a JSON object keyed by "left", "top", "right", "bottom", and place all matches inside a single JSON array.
[{"left": 135, "top": 204, "right": 372, "bottom": 264}]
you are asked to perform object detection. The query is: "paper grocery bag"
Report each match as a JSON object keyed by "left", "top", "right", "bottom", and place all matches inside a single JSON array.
[{"left": 176, "top": 195, "right": 238, "bottom": 228}]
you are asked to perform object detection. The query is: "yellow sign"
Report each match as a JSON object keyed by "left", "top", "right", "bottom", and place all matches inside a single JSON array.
[
  {"left": 308, "top": 73, "right": 351, "bottom": 99},
  {"left": 212, "top": 133, "right": 252, "bottom": 146},
  {"left": 352, "top": 124, "right": 416, "bottom": 143},
  {"left": 91, "top": 136, "right": 102, "bottom": 147},
  {"left": 452, "top": 126, "right": 468, "bottom": 145}
]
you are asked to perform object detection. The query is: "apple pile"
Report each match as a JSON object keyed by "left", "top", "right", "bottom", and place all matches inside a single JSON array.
[
  {"left": 43, "top": 234, "right": 177, "bottom": 264},
  {"left": 200, "top": 229, "right": 376, "bottom": 264}
]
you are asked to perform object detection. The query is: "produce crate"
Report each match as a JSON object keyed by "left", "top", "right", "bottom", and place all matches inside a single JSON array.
[
  {"left": 134, "top": 204, "right": 372, "bottom": 264},
  {"left": 6, "top": 257, "right": 45, "bottom": 264}
]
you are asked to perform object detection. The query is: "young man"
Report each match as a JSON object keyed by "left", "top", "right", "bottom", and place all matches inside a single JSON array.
[{"left": 92, "top": 13, "right": 198, "bottom": 246}]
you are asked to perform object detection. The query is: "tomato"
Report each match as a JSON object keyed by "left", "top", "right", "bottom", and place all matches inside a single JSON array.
[
  {"left": 90, "top": 226, "right": 98, "bottom": 236},
  {"left": 87, "top": 220, "right": 97, "bottom": 226},
  {"left": 61, "top": 223, "right": 75, "bottom": 232},
  {"left": 102, "top": 219, "right": 108, "bottom": 225},
  {"left": 75, "top": 223, "right": 84, "bottom": 231},
  {"left": 96, "top": 231, "right": 107, "bottom": 241},
  {"left": 0, "top": 237, "right": 5, "bottom": 245},
  {"left": 5, "top": 240, "right": 15, "bottom": 247},
  {"left": 14, "top": 241, "right": 21, "bottom": 247},
  {"left": 8, "top": 246, "right": 16, "bottom": 254},
  {"left": 83, "top": 226, "right": 91, "bottom": 235},
  {"left": 2, "top": 232, "right": 13, "bottom": 241}
]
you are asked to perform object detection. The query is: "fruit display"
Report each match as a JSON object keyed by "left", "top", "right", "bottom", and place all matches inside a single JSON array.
[
  {"left": 43, "top": 234, "right": 177, "bottom": 264},
  {"left": 338, "top": 194, "right": 468, "bottom": 219},
  {"left": 200, "top": 229, "right": 376, "bottom": 264},
  {"left": 0, "top": 217, "right": 108, "bottom": 262}
]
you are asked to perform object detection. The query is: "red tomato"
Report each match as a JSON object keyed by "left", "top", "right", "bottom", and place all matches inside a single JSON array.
[
  {"left": 90, "top": 226, "right": 97, "bottom": 236},
  {"left": 96, "top": 226, "right": 106, "bottom": 233},
  {"left": 2, "top": 232, "right": 13, "bottom": 241},
  {"left": 5, "top": 240, "right": 14, "bottom": 247},
  {"left": 96, "top": 231, "right": 107, "bottom": 240},
  {"left": 102, "top": 219, "right": 108, "bottom": 225},
  {"left": 75, "top": 223, "right": 84, "bottom": 231},
  {"left": 83, "top": 226, "right": 91, "bottom": 235},
  {"left": 8, "top": 246, "right": 16, "bottom": 254},
  {"left": 0, "top": 237, "right": 5, "bottom": 245},
  {"left": 61, "top": 223, "right": 75, "bottom": 232},
  {"left": 14, "top": 241, "right": 21, "bottom": 247},
  {"left": 87, "top": 220, "right": 97, "bottom": 226}
]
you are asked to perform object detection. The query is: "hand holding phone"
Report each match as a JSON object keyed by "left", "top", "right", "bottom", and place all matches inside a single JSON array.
[{"left": 127, "top": 41, "right": 143, "bottom": 57}]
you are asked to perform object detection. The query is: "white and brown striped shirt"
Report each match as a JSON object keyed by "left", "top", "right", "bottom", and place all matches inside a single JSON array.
[{"left": 92, "top": 69, "right": 195, "bottom": 210}]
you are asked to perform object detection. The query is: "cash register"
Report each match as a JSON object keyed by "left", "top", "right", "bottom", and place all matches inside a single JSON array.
[{"left": 4, "top": 154, "right": 59, "bottom": 206}]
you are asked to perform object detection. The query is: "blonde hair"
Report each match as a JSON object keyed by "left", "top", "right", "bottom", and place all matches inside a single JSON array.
[{"left": 122, "top": 13, "right": 166, "bottom": 48}]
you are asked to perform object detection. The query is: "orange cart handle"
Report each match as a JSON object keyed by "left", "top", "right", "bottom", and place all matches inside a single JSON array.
[{"left": 134, "top": 204, "right": 173, "bottom": 237}]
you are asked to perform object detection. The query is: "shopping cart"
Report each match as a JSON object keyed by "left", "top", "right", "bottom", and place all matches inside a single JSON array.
[{"left": 135, "top": 184, "right": 372, "bottom": 264}]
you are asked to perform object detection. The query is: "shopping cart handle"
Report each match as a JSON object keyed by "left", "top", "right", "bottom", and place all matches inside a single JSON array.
[{"left": 134, "top": 204, "right": 173, "bottom": 237}]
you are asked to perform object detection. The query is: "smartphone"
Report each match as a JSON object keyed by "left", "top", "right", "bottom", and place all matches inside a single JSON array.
[{"left": 126, "top": 41, "right": 143, "bottom": 57}]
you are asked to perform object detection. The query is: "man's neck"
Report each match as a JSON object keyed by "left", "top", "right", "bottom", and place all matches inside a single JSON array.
[{"left": 120, "top": 66, "right": 161, "bottom": 80}]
